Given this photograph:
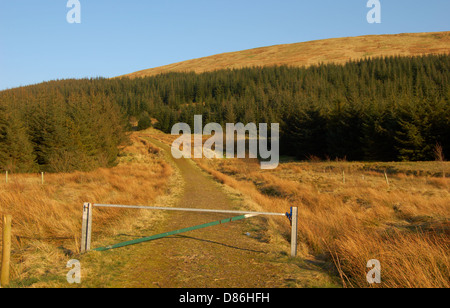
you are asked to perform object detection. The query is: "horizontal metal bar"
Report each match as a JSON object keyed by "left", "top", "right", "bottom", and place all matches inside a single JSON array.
[{"left": 93, "top": 203, "right": 286, "bottom": 217}]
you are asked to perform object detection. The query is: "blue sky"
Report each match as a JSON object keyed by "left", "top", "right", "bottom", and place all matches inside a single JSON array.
[{"left": 0, "top": 0, "right": 449, "bottom": 90}]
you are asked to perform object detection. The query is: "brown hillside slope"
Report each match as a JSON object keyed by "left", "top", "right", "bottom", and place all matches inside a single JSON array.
[{"left": 121, "top": 31, "right": 450, "bottom": 78}]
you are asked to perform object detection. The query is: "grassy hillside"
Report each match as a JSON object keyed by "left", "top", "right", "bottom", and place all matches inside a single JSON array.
[
  {"left": 122, "top": 32, "right": 450, "bottom": 78},
  {"left": 0, "top": 133, "right": 175, "bottom": 286},
  {"left": 2, "top": 54, "right": 449, "bottom": 170},
  {"left": 195, "top": 156, "right": 450, "bottom": 288},
  {"left": 145, "top": 129, "right": 450, "bottom": 288}
]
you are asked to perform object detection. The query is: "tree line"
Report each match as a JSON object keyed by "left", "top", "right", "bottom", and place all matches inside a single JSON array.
[
  {"left": 0, "top": 89, "right": 127, "bottom": 173},
  {"left": 0, "top": 54, "right": 448, "bottom": 172}
]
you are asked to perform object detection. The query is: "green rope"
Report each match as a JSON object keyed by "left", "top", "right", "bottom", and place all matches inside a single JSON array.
[{"left": 93, "top": 215, "right": 248, "bottom": 252}]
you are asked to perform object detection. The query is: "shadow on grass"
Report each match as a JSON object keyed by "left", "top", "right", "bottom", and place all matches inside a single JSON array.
[{"left": 112, "top": 233, "right": 267, "bottom": 254}]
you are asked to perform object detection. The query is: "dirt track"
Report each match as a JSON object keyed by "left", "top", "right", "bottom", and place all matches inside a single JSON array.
[{"left": 86, "top": 136, "right": 334, "bottom": 288}]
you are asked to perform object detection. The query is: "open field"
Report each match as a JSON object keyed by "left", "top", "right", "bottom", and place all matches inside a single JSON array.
[
  {"left": 0, "top": 131, "right": 337, "bottom": 288},
  {"left": 121, "top": 31, "right": 450, "bottom": 78},
  {"left": 144, "top": 128, "right": 450, "bottom": 288},
  {"left": 194, "top": 157, "right": 450, "bottom": 288},
  {"left": 0, "top": 134, "right": 173, "bottom": 287},
  {"left": 79, "top": 135, "right": 337, "bottom": 288},
  {"left": 1, "top": 128, "right": 449, "bottom": 288}
]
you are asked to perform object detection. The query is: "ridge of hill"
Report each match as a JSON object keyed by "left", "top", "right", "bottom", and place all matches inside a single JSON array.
[{"left": 121, "top": 31, "right": 450, "bottom": 78}]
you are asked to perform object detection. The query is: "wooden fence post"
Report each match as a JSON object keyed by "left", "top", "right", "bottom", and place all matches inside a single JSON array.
[
  {"left": 290, "top": 207, "right": 298, "bottom": 257},
  {"left": 1, "top": 215, "right": 12, "bottom": 287},
  {"left": 384, "top": 171, "right": 390, "bottom": 187},
  {"left": 81, "top": 203, "right": 93, "bottom": 253},
  {"left": 41, "top": 172, "right": 44, "bottom": 185},
  {"left": 5, "top": 171, "right": 8, "bottom": 184}
]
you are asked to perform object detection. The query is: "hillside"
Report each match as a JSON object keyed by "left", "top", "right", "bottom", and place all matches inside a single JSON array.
[
  {"left": 121, "top": 31, "right": 450, "bottom": 78},
  {"left": 1, "top": 54, "right": 449, "bottom": 171}
]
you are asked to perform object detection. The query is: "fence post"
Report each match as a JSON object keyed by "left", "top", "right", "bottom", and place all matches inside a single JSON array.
[
  {"left": 41, "top": 172, "right": 44, "bottom": 185},
  {"left": 81, "top": 203, "right": 93, "bottom": 253},
  {"left": 5, "top": 171, "right": 7, "bottom": 184},
  {"left": 1, "top": 215, "right": 12, "bottom": 287},
  {"left": 384, "top": 171, "right": 390, "bottom": 187},
  {"left": 290, "top": 207, "right": 298, "bottom": 257}
]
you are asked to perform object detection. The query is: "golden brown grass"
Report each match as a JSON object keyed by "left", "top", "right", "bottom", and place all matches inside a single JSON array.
[
  {"left": 191, "top": 157, "right": 450, "bottom": 288},
  {"left": 0, "top": 133, "right": 173, "bottom": 285},
  {"left": 121, "top": 32, "right": 450, "bottom": 79}
]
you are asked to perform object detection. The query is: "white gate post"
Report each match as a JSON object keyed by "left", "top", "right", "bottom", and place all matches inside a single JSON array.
[
  {"left": 290, "top": 207, "right": 298, "bottom": 257},
  {"left": 81, "top": 203, "right": 93, "bottom": 253}
]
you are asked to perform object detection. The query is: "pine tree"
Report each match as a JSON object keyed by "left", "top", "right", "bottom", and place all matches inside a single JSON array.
[{"left": 0, "top": 107, "right": 37, "bottom": 172}]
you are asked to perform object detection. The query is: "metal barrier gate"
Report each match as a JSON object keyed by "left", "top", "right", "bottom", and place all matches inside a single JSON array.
[{"left": 81, "top": 203, "right": 298, "bottom": 257}]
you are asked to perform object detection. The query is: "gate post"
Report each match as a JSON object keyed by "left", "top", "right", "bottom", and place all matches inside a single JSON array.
[
  {"left": 81, "top": 203, "right": 93, "bottom": 253},
  {"left": 290, "top": 207, "right": 298, "bottom": 257},
  {"left": 1, "top": 215, "right": 12, "bottom": 287}
]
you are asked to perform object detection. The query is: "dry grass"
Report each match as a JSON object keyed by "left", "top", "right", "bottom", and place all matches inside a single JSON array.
[
  {"left": 121, "top": 32, "right": 450, "bottom": 78},
  {"left": 0, "top": 133, "right": 173, "bottom": 285},
  {"left": 192, "top": 157, "right": 450, "bottom": 288},
  {"left": 7, "top": 124, "right": 446, "bottom": 287}
]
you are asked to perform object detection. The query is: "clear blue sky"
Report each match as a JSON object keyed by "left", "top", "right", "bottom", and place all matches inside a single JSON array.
[{"left": 0, "top": 0, "right": 449, "bottom": 90}]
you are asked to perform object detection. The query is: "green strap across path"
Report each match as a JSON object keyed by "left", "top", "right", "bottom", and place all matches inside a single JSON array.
[{"left": 93, "top": 214, "right": 252, "bottom": 252}]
